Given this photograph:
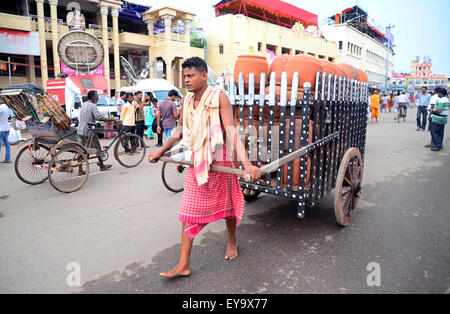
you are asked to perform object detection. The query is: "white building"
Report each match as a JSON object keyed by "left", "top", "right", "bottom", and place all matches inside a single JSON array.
[{"left": 321, "top": 7, "right": 394, "bottom": 90}]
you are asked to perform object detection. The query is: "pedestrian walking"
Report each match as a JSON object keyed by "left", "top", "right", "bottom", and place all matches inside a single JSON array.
[
  {"left": 133, "top": 91, "right": 145, "bottom": 149},
  {"left": 144, "top": 97, "right": 155, "bottom": 140},
  {"left": 157, "top": 89, "right": 180, "bottom": 143},
  {"left": 429, "top": 88, "right": 448, "bottom": 151},
  {"left": 148, "top": 57, "right": 260, "bottom": 278},
  {"left": 382, "top": 94, "right": 388, "bottom": 113},
  {"left": 425, "top": 88, "right": 440, "bottom": 148},
  {"left": 150, "top": 98, "right": 163, "bottom": 147},
  {"left": 393, "top": 92, "right": 399, "bottom": 120},
  {"left": 388, "top": 94, "right": 394, "bottom": 113},
  {"left": 116, "top": 91, "right": 127, "bottom": 114},
  {"left": 0, "top": 102, "right": 11, "bottom": 163},
  {"left": 416, "top": 87, "right": 431, "bottom": 131},
  {"left": 121, "top": 93, "right": 136, "bottom": 134},
  {"left": 370, "top": 90, "right": 380, "bottom": 123}
]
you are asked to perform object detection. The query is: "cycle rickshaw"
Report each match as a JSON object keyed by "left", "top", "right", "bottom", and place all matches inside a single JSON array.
[{"left": 0, "top": 84, "right": 146, "bottom": 193}]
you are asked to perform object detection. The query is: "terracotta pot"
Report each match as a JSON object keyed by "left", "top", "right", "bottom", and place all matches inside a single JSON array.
[
  {"left": 234, "top": 55, "right": 269, "bottom": 89},
  {"left": 285, "top": 55, "right": 322, "bottom": 91},
  {"left": 268, "top": 55, "right": 291, "bottom": 85},
  {"left": 232, "top": 105, "right": 314, "bottom": 189},
  {"left": 265, "top": 86, "right": 304, "bottom": 102},
  {"left": 334, "top": 64, "right": 349, "bottom": 79},
  {"left": 340, "top": 63, "right": 360, "bottom": 81},
  {"left": 358, "top": 69, "right": 368, "bottom": 82},
  {"left": 320, "top": 60, "right": 339, "bottom": 77},
  {"left": 281, "top": 119, "right": 314, "bottom": 188}
]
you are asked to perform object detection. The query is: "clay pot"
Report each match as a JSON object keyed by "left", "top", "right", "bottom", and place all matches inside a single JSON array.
[
  {"left": 232, "top": 105, "right": 314, "bottom": 189},
  {"left": 320, "top": 60, "right": 339, "bottom": 77},
  {"left": 339, "top": 63, "right": 360, "bottom": 81},
  {"left": 268, "top": 55, "right": 291, "bottom": 85},
  {"left": 281, "top": 119, "right": 314, "bottom": 188},
  {"left": 268, "top": 54, "right": 322, "bottom": 91},
  {"left": 265, "top": 86, "right": 304, "bottom": 102},
  {"left": 334, "top": 64, "right": 349, "bottom": 79},
  {"left": 285, "top": 55, "right": 322, "bottom": 90},
  {"left": 358, "top": 69, "right": 368, "bottom": 82},
  {"left": 234, "top": 55, "right": 269, "bottom": 89}
]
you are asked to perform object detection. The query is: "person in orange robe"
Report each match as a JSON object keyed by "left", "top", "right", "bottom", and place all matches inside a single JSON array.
[{"left": 370, "top": 90, "right": 380, "bottom": 123}]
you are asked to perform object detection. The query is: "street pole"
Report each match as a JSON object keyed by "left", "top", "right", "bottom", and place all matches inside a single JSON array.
[
  {"left": 8, "top": 57, "right": 12, "bottom": 86},
  {"left": 385, "top": 24, "right": 394, "bottom": 94}
]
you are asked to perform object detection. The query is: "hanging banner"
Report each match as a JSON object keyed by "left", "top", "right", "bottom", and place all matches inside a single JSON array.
[
  {"left": 0, "top": 28, "right": 40, "bottom": 56},
  {"left": 61, "top": 61, "right": 104, "bottom": 76}
]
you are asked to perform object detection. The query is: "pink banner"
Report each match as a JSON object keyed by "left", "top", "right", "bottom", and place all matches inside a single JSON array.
[{"left": 61, "top": 62, "right": 104, "bottom": 76}]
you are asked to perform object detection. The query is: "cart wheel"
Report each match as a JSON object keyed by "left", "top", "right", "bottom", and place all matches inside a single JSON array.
[
  {"left": 242, "top": 188, "right": 261, "bottom": 202},
  {"left": 15, "top": 144, "right": 50, "bottom": 185},
  {"left": 48, "top": 148, "right": 89, "bottom": 193},
  {"left": 162, "top": 162, "right": 187, "bottom": 193},
  {"left": 114, "top": 134, "right": 146, "bottom": 168},
  {"left": 334, "top": 147, "right": 363, "bottom": 227}
]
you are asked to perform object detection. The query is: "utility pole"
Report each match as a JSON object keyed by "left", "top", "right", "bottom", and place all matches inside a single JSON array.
[
  {"left": 8, "top": 57, "right": 12, "bottom": 86},
  {"left": 385, "top": 24, "right": 395, "bottom": 93}
]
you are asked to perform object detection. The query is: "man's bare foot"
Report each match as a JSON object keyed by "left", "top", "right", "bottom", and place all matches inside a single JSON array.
[
  {"left": 224, "top": 239, "right": 238, "bottom": 260},
  {"left": 159, "top": 264, "right": 190, "bottom": 278}
]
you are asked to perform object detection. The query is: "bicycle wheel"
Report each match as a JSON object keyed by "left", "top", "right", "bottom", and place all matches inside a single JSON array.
[
  {"left": 114, "top": 134, "right": 146, "bottom": 168},
  {"left": 161, "top": 162, "right": 187, "bottom": 193},
  {"left": 15, "top": 144, "right": 51, "bottom": 185},
  {"left": 48, "top": 148, "right": 89, "bottom": 193}
]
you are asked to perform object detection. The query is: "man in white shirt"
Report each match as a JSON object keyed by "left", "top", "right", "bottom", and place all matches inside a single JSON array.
[
  {"left": 425, "top": 88, "right": 441, "bottom": 148},
  {"left": 0, "top": 102, "right": 11, "bottom": 163},
  {"left": 397, "top": 92, "right": 409, "bottom": 120}
]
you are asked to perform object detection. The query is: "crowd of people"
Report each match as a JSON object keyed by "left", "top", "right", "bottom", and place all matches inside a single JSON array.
[
  {"left": 368, "top": 87, "right": 449, "bottom": 152},
  {"left": 116, "top": 89, "right": 181, "bottom": 148}
]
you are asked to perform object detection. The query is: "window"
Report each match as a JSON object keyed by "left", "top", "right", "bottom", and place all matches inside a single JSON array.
[
  {"left": 219, "top": 44, "right": 224, "bottom": 54},
  {"left": 258, "top": 42, "right": 262, "bottom": 52},
  {"left": 339, "top": 41, "right": 342, "bottom": 50}
]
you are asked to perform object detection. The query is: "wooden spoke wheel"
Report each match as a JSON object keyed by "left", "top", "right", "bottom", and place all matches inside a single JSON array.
[{"left": 334, "top": 148, "right": 363, "bottom": 227}]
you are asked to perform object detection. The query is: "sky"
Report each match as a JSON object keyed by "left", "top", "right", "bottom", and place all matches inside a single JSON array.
[{"left": 147, "top": 0, "right": 450, "bottom": 75}]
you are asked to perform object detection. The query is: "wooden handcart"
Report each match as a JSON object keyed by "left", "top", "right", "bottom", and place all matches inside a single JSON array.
[{"left": 161, "top": 71, "right": 368, "bottom": 226}]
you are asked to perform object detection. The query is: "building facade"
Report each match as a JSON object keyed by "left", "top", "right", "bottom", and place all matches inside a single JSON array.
[
  {"left": 392, "top": 57, "right": 449, "bottom": 92},
  {"left": 321, "top": 6, "right": 394, "bottom": 90},
  {"left": 205, "top": 1, "right": 338, "bottom": 80},
  {"left": 0, "top": 0, "right": 204, "bottom": 94}
]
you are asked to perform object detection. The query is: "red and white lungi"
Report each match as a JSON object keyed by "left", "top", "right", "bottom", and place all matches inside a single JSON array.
[{"left": 179, "top": 145, "right": 245, "bottom": 239}]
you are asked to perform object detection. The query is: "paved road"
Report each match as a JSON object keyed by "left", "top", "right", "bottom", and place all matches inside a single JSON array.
[{"left": 0, "top": 108, "right": 449, "bottom": 294}]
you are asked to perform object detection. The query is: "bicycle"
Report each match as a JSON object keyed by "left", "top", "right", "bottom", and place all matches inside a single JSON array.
[{"left": 397, "top": 104, "right": 407, "bottom": 123}]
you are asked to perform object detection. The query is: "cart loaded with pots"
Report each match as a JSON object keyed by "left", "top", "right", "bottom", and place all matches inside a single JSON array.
[{"left": 162, "top": 55, "right": 368, "bottom": 226}]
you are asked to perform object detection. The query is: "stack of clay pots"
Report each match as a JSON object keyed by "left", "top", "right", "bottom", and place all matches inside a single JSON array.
[{"left": 232, "top": 54, "right": 368, "bottom": 190}]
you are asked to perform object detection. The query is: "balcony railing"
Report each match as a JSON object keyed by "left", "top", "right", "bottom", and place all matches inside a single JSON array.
[{"left": 29, "top": 16, "right": 112, "bottom": 40}]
